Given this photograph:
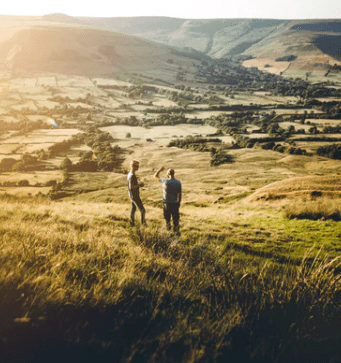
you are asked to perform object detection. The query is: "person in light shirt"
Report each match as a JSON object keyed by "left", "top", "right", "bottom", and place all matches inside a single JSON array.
[{"left": 153, "top": 166, "right": 182, "bottom": 235}]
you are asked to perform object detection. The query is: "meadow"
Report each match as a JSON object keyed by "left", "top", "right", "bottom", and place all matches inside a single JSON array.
[
  {"left": 1, "top": 135, "right": 341, "bottom": 361},
  {"left": 0, "top": 67, "right": 341, "bottom": 361},
  {"left": 1, "top": 171, "right": 341, "bottom": 362}
]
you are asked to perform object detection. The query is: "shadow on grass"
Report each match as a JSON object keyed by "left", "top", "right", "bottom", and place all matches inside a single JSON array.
[{"left": 2, "top": 283, "right": 341, "bottom": 363}]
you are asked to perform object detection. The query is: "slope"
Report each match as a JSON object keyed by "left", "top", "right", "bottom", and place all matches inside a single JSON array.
[
  {"left": 0, "top": 21, "right": 202, "bottom": 77},
  {"left": 61, "top": 15, "right": 341, "bottom": 70}
]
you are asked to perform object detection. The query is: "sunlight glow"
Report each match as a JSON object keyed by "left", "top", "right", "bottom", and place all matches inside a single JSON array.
[{"left": 0, "top": 0, "right": 340, "bottom": 19}]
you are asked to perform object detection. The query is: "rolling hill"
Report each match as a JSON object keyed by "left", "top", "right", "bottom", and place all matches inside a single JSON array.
[
  {"left": 0, "top": 15, "right": 339, "bottom": 77},
  {"left": 0, "top": 19, "right": 204, "bottom": 77},
  {"left": 78, "top": 16, "right": 341, "bottom": 69}
]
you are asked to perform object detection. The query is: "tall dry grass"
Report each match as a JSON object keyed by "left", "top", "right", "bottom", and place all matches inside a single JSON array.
[
  {"left": 1, "top": 196, "right": 341, "bottom": 362},
  {"left": 285, "top": 197, "right": 341, "bottom": 220}
]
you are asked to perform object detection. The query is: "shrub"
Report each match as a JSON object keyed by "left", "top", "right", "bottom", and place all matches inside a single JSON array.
[
  {"left": 60, "top": 157, "right": 73, "bottom": 171},
  {"left": 210, "top": 148, "right": 234, "bottom": 166},
  {"left": 45, "top": 180, "right": 57, "bottom": 187},
  {"left": 17, "top": 180, "right": 30, "bottom": 187},
  {"left": 0, "top": 158, "right": 17, "bottom": 172}
]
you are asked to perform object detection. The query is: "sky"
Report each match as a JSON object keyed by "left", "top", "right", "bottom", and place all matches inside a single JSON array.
[{"left": 1, "top": 0, "right": 340, "bottom": 19}]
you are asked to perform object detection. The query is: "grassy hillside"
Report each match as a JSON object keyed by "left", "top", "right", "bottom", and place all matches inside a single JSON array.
[
  {"left": 79, "top": 17, "right": 341, "bottom": 69},
  {"left": 1, "top": 191, "right": 341, "bottom": 361},
  {"left": 1, "top": 140, "right": 341, "bottom": 362},
  {"left": 0, "top": 22, "right": 200, "bottom": 77}
]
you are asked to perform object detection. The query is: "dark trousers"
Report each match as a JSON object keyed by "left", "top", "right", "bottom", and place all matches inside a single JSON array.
[
  {"left": 163, "top": 202, "right": 180, "bottom": 233},
  {"left": 130, "top": 197, "right": 146, "bottom": 225}
]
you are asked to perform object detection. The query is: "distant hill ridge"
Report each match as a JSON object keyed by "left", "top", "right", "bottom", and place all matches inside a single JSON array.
[
  {"left": 43, "top": 15, "right": 341, "bottom": 67},
  {"left": 0, "top": 14, "right": 340, "bottom": 75},
  {"left": 75, "top": 17, "right": 340, "bottom": 59}
]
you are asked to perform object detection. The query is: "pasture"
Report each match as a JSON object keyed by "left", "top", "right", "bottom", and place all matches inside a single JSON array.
[
  {"left": 101, "top": 124, "right": 220, "bottom": 145},
  {"left": 1, "top": 137, "right": 341, "bottom": 362}
]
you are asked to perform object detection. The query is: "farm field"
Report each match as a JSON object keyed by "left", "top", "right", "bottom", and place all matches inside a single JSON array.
[{"left": 102, "top": 124, "right": 219, "bottom": 145}]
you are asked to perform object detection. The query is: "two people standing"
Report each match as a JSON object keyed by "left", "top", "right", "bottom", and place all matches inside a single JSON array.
[{"left": 127, "top": 159, "right": 182, "bottom": 234}]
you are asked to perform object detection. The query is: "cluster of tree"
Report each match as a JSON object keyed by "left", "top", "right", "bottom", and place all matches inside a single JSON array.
[
  {"left": 42, "top": 127, "right": 114, "bottom": 160},
  {"left": 305, "top": 84, "right": 341, "bottom": 99},
  {"left": 0, "top": 158, "right": 17, "bottom": 172},
  {"left": 289, "top": 136, "right": 341, "bottom": 142},
  {"left": 0, "top": 154, "right": 44, "bottom": 172},
  {"left": 60, "top": 144, "right": 124, "bottom": 173},
  {"left": 259, "top": 141, "right": 307, "bottom": 155},
  {"left": 60, "top": 158, "right": 98, "bottom": 172},
  {"left": 0, "top": 119, "right": 45, "bottom": 135},
  {"left": 158, "top": 87, "right": 207, "bottom": 105},
  {"left": 195, "top": 59, "right": 297, "bottom": 91},
  {"left": 48, "top": 94, "right": 92, "bottom": 104},
  {"left": 82, "top": 127, "right": 114, "bottom": 148},
  {"left": 312, "top": 100, "right": 341, "bottom": 119},
  {"left": 322, "top": 125, "right": 341, "bottom": 133},
  {"left": 234, "top": 135, "right": 284, "bottom": 148},
  {"left": 205, "top": 111, "right": 255, "bottom": 132},
  {"left": 126, "top": 85, "right": 158, "bottom": 99},
  {"left": 45, "top": 172, "right": 75, "bottom": 200},
  {"left": 115, "top": 112, "right": 202, "bottom": 127},
  {"left": 0, "top": 179, "right": 57, "bottom": 187},
  {"left": 210, "top": 147, "right": 234, "bottom": 166},
  {"left": 50, "top": 104, "right": 94, "bottom": 118},
  {"left": 168, "top": 136, "right": 233, "bottom": 166},
  {"left": 195, "top": 59, "right": 341, "bottom": 100},
  {"left": 45, "top": 138, "right": 80, "bottom": 158},
  {"left": 145, "top": 106, "right": 190, "bottom": 114},
  {"left": 168, "top": 136, "right": 222, "bottom": 149},
  {"left": 114, "top": 116, "right": 140, "bottom": 126},
  {"left": 0, "top": 179, "right": 30, "bottom": 187},
  {"left": 146, "top": 113, "right": 188, "bottom": 127},
  {"left": 58, "top": 127, "right": 124, "bottom": 172},
  {"left": 316, "top": 144, "right": 341, "bottom": 160}
]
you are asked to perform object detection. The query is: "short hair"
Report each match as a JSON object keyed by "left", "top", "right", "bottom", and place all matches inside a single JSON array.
[
  {"left": 167, "top": 168, "right": 175, "bottom": 176},
  {"left": 130, "top": 159, "right": 140, "bottom": 167}
]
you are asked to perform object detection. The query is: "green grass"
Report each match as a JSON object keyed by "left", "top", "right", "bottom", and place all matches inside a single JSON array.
[{"left": 1, "top": 197, "right": 341, "bottom": 362}]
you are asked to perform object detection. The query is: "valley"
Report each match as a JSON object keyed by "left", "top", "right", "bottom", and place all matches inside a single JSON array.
[{"left": 0, "top": 15, "right": 341, "bottom": 363}]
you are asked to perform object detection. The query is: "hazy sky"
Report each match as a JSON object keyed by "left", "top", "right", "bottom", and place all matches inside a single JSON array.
[{"left": 1, "top": 0, "right": 340, "bottom": 19}]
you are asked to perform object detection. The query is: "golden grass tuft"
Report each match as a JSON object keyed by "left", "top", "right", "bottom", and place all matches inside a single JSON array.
[{"left": 285, "top": 197, "right": 341, "bottom": 220}]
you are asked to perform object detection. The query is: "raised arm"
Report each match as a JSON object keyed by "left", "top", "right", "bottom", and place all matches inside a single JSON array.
[{"left": 153, "top": 166, "right": 165, "bottom": 181}]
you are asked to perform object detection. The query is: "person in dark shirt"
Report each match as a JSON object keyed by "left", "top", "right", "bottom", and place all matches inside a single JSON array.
[
  {"left": 127, "top": 159, "right": 146, "bottom": 226},
  {"left": 154, "top": 166, "right": 182, "bottom": 235}
]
